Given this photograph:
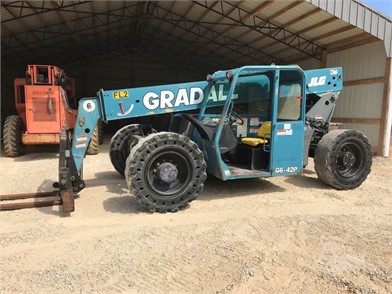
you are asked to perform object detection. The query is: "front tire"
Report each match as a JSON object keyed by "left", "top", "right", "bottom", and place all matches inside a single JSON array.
[
  {"left": 109, "top": 124, "right": 156, "bottom": 176},
  {"left": 3, "top": 115, "right": 26, "bottom": 157},
  {"left": 314, "top": 129, "right": 372, "bottom": 190},
  {"left": 125, "top": 132, "right": 207, "bottom": 212}
]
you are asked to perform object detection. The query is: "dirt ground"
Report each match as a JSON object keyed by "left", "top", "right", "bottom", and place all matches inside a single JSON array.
[{"left": 0, "top": 138, "right": 391, "bottom": 294}]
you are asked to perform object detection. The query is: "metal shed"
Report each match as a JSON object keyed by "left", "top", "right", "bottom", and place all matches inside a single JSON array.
[{"left": 1, "top": 0, "right": 391, "bottom": 155}]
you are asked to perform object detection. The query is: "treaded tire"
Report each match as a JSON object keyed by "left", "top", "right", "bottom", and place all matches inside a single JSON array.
[
  {"left": 109, "top": 124, "right": 156, "bottom": 176},
  {"left": 86, "top": 126, "right": 100, "bottom": 155},
  {"left": 98, "top": 119, "right": 104, "bottom": 145},
  {"left": 3, "top": 115, "right": 26, "bottom": 157},
  {"left": 314, "top": 129, "right": 372, "bottom": 190},
  {"left": 125, "top": 132, "right": 207, "bottom": 213}
]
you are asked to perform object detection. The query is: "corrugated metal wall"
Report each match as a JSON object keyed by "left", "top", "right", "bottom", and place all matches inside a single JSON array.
[
  {"left": 327, "top": 41, "right": 386, "bottom": 80},
  {"left": 339, "top": 123, "right": 380, "bottom": 149},
  {"left": 332, "top": 84, "right": 383, "bottom": 119},
  {"left": 327, "top": 41, "right": 387, "bottom": 149},
  {"left": 296, "top": 41, "right": 388, "bottom": 151}
]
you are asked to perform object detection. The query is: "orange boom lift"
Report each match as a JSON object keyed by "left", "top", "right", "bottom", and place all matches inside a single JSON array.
[{"left": 3, "top": 65, "right": 100, "bottom": 156}]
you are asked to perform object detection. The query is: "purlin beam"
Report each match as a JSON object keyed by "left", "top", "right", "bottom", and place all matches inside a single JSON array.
[
  {"left": 1, "top": 1, "right": 88, "bottom": 23},
  {"left": 217, "top": 0, "right": 275, "bottom": 40},
  {"left": 192, "top": 0, "right": 325, "bottom": 60},
  {"left": 204, "top": 0, "right": 243, "bottom": 37},
  {"left": 272, "top": 24, "right": 356, "bottom": 56},
  {"left": 3, "top": 1, "right": 282, "bottom": 68},
  {"left": 3, "top": 15, "right": 247, "bottom": 67},
  {"left": 136, "top": 23, "right": 241, "bottom": 70},
  {"left": 1, "top": 2, "right": 48, "bottom": 62},
  {"left": 1, "top": 2, "right": 141, "bottom": 55},
  {"left": 146, "top": 2, "right": 283, "bottom": 65},
  {"left": 10, "top": 21, "right": 240, "bottom": 77},
  {"left": 177, "top": 1, "right": 217, "bottom": 41},
  {"left": 236, "top": 1, "right": 303, "bottom": 41},
  {"left": 253, "top": 6, "right": 321, "bottom": 51}
]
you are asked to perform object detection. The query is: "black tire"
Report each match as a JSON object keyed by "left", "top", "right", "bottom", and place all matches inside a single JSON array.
[
  {"left": 98, "top": 119, "right": 104, "bottom": 145},
  {"left": 125, "top": 132, "right": 207, "bottom": 212},
  {"left": 109, "top": 124, "right": 156, "bottom": 176},
  {"left": 86, "top": 126, "right": 100, "bottom": 155},
  {"left": 314, "top": 129, "right": 372, "bottom": 190},
  {"left": 3, "top": 115, "right": 26, "bottom": 157}
]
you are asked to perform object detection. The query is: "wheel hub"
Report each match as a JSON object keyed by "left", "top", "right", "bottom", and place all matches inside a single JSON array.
[
  {"left": 156, "top": 162, "right": 179, "bottom": 184},
  {"left": 342, "top": 151, "right": 356, "bottom": 169}
]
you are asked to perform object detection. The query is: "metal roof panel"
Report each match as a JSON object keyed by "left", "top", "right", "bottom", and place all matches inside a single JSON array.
[{"left": 305, "top": 0, "right": 392, "bottom": 56}]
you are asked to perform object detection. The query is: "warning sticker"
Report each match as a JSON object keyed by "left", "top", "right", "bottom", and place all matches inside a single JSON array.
[
  {"left": 76, "top": 142, "right": 87, "bottom": 148},
  {"left": 76, "top": 135, "right": 87, "bottom": 142},
  {"left": 277, "top": 129, "right": 293, "bottom": 136},
  {"left": 250, "top": 118, "right": 259, "bottom": 126}
]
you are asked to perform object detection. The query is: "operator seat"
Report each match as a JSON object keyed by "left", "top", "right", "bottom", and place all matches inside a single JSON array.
[{"left": 241, "top": 121, "right": 271, "bottom": 147}]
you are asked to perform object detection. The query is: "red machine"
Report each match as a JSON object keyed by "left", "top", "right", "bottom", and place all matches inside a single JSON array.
[{"left": 3, "top": 65, "right": 84, "bottom": 156}]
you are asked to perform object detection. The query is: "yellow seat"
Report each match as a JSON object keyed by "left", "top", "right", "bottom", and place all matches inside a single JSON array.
[{"left": 241, "top": 121, "right": 271, "bottom": 147}]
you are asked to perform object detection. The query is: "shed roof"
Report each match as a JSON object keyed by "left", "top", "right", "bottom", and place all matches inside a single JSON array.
[
  {"left": 307, "top": 0, "right": 391, "bottom": 57},
  {"left": 1, "top": 1, "right": 391, "bottom": 74}
]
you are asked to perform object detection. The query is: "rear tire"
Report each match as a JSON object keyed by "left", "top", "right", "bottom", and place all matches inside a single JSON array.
[
  {"left": 109, "top": 124, "right": 156, "bottom": 176},
  {"left": 314, "top": 129, "right": 372, "bottom": 190},
  {"left": 98, "top": 119, "right": 104, "bottom": 145},
  {"left": 3, "top": 115, "right": 26, "bottom": 157},
  {"left": 86, "top": 126, "right": 100, "bottom": 155},
  {"left": 125, "top": 132, "right": 207, "bottom": 212}
]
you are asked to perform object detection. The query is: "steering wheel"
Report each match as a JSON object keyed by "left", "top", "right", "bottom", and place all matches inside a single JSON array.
[{"left": 230, "top": 109, "right": 244, "bottom": 125}]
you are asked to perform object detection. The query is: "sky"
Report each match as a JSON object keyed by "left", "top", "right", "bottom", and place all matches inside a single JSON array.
[{"left": 361, "top": 0, "right": 392, "bottom": 18}]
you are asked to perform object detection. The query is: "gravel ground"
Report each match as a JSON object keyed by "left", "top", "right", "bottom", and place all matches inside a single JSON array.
[{"left": 0, "top": 137, "right": 391, "bottom": 293}]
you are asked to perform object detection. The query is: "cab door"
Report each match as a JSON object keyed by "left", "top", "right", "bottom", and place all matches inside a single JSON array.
[{"left": 270, "top": 69, "right": 305, "bottom": 176}]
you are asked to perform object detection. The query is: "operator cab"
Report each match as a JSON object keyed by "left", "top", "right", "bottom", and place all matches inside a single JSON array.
[{"left": 195, "top": 66, "right": 306, "bottom": 180}]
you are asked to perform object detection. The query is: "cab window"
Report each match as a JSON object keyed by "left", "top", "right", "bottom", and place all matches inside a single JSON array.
[{"left": 278, "top": 70, "right": 302, "bottom": 121}]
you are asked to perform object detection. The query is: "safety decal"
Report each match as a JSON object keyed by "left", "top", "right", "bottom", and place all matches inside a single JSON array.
[
  {"left": 83, "top": 100, "right": 96, "bottom": 112},
  {"left": 75, "top": 142, "right": 87, "bottom": 148},
  {"left": 113, "top": 91, "right": 129, "bottom": 99},
  {"left": 250, "top": 118, "right": 259, "bottom": 126},
  {"left": 76, "top": 135, "right": 87, "bottom": 142},
  {"left": 277, "top": 129, "right": 293, "bottom": 136}
]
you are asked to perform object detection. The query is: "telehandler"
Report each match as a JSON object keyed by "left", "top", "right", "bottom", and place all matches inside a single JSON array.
[{"left": 53, "top": 65, "right": 372, "bottom": 213}]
